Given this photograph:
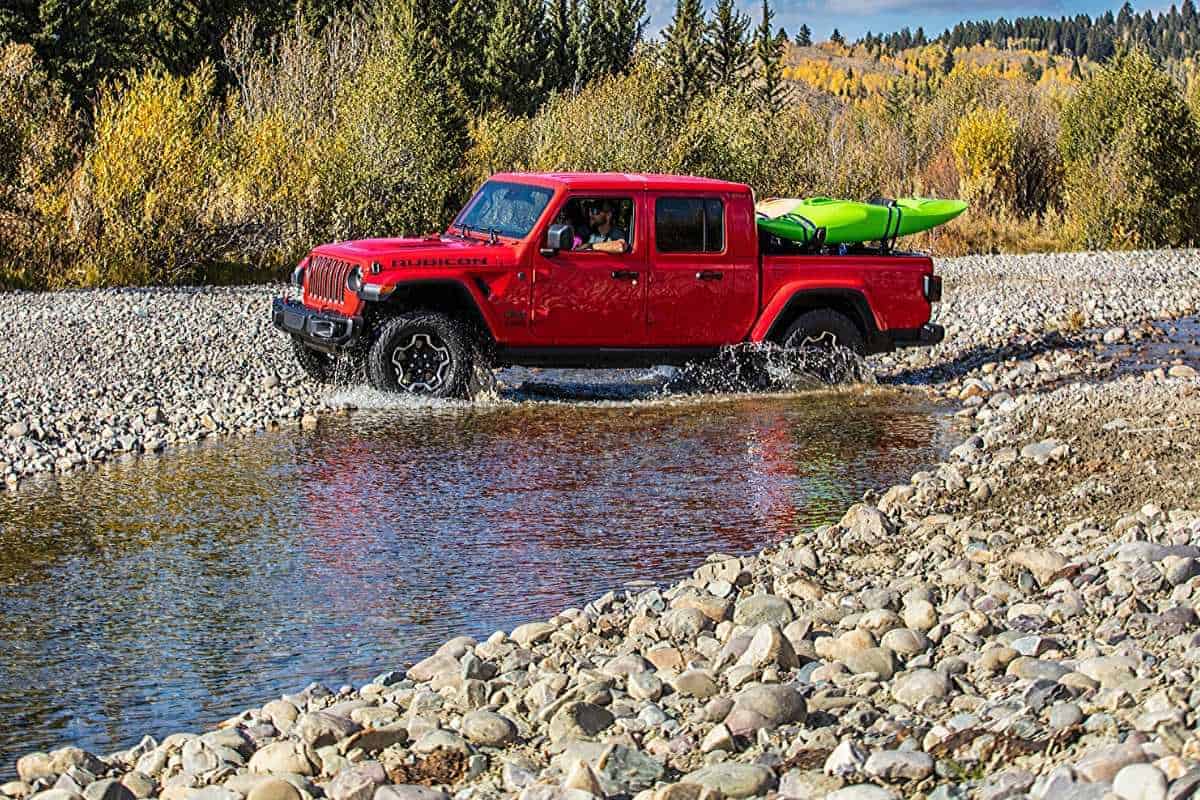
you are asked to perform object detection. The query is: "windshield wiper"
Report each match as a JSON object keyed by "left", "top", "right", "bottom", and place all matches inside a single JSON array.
[{"left": 450, "top": 223, "right": 484, "bottom": 242}]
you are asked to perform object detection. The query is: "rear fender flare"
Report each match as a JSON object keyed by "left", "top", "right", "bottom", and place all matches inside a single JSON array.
[{"left": 754, "top": 285, "right": 879, "bottom": 343}]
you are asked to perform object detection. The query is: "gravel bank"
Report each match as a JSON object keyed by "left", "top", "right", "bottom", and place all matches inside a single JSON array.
[
  {"left": 3, "top": 250, "right": 1200, "bottom": 800},
  {"left": 0, "top": 287, "right": 325, "bottom": 488}
]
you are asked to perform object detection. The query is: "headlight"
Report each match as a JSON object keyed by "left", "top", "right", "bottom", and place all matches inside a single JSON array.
[
  {"left": 346, "top": 266, "right": 363, "bottom": 293},
  {"left": 290, "top": 260, "right": 307, "bottom": 288}
]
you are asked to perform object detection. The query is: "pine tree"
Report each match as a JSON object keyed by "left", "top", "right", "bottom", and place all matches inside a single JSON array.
[
  {"left": 1021, "top": 55, "right": 1042, "bottom": 82},
  {"left": 707, "top": 0, "right": 752, "bottom": 87},
  {"left": 940, "top": 45, "right": 955, "bottom": 74},
  {"left": 545, "top": 0, "right": 582, "bottom": 92},
  {"left": 795, "top": 23, "right": 811, "bottom": 46},
  {"left": 482, "top": 0, "right": 548, "bottom": 114},
  {"left": 753, "top": 0, "right": 789, "bottom": 114},
  {"left": 578, "top": 0, "right": 644, "bottom": 82},
  {"left": 830, "top": 28, "right": 844, "bottom": 45},
  {"left": 660, "top": 0, "right": 709, "bottom": 104}
]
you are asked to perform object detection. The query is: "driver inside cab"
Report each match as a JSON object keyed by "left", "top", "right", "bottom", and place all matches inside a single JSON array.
[{"left": 579, "top": 200, "right": 627, "bottom": 253}]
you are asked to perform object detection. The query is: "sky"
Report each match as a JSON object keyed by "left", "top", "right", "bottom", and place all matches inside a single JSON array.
[{"left": 645, "top": 0, "right": 1171, "bottom": 42}]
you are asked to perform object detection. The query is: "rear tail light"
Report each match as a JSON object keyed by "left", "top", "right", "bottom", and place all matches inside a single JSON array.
[{"left": 923, "top": 274, "right": 943, "bottom": 303}]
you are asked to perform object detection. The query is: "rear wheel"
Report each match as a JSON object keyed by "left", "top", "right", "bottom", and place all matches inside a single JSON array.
[
  {"left": 367, "top": 312, "right": 475, "bottom": 398},
  {"left": 291, "top": 336, "right": 337, "bottom": 384},
  {"left": 781, "top": 309, "right": 867, "bottom": 384}
]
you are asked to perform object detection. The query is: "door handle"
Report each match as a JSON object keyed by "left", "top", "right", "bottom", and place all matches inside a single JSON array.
[
  {"left": 697, "top": 271, "right": 724, "bottom": 281},
  {"left": 611, "top": 270, "right": 640, "bottom": 280}
]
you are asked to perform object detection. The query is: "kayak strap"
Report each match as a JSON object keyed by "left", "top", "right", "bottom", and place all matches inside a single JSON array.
[
  {"left": 876, "top": 200, "right": 902, "bottom": 254},
  {"left": 780, "top": 213, "right": 826, "bottom": 250}
]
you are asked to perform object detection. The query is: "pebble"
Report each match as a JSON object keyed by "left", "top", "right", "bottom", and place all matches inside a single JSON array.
[
  {"left": 825, "top": 786, "right": 896, "bottom": 800},
  {"left": 245, "top": 781, "right": 301, "bottom": 800},
  {"left": 681, "top": 763, "right": 775, "bottom": 798},
  {"left": 461, "top": 710, "right": 518, "bottom": 746},
  {"left": 1049, "top": 702, "right": 1084, "bottom": 729},
  {"left": 1112, "top": 764, "right": 1167, "bottom": 800},
  {"left": 863, "top": 750, "right": 934, "bottom": 781},
  {"left": 891, "top": 668, "right": 950, "bottom": 707}
]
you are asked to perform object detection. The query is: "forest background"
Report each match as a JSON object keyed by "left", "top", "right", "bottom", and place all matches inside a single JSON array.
[{"left": 3, "top": 0, "right": 1200, "bottom": 288}]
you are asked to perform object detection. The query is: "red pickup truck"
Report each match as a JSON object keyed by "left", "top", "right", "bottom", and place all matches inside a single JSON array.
[{"left": 272, "top": 172, "right": 943, "bottom": 397}]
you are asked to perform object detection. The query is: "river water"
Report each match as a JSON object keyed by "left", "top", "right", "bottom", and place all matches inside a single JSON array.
[{"left": 0, "top": 380, "right": 953, "bottom": 774}]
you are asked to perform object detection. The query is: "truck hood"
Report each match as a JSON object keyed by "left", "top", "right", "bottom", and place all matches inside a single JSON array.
[{"left": 311, "top": 236, "right": 516, "bottom": 269}]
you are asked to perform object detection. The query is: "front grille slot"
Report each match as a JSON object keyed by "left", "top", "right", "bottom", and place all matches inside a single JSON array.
[{"left": 307, "top": 255, "right": 354, "bottom": 304}]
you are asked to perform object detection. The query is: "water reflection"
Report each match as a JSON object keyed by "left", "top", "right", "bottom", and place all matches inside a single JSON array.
[{"left": 0, "top": 388, "right": 951, "bottom": 774}]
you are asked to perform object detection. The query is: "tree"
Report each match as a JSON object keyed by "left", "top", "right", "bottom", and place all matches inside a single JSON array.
[
  {"left": 660, "top": 0, "right": 709, "bottom": 104},
  {"left": 482, "top": 0, "right": 548, "bottom": 114},
  {"left": 707, "top": 0, "right": 752, "bottom": 87},
  {"left": 830, "top": 28, "right": 844, "bottom": 45},
  {"left": 795, "top": 23, "right": 811, "bottom": 46},
  {"left": 1060, "top": 49, "right": 1200, "bottom": 247},
  {"left": 0, "top": 0, "right": 327, "bottom": 110},
  {"left": 941, "top": 45, "right": 955, "bottom": 74},
  {"left": 1021, "top": 55, "right": 1043, "bottom": 82},
  {"left": 545, "top": 0, "right": 582, "bottom": 92},
  {"left": 753, "top": 0, "right": 789, "bottom": 114},
  {"left": 576, "top": 0, "right": 645, "bottom": 84}
]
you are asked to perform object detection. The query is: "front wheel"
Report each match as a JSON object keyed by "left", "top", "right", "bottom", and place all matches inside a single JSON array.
[
  {"left": 781, "top": 310, "right": 868, "bottom": 384},
  {"left": 367, "top": 312, "right": 475, "bottom": 398}
]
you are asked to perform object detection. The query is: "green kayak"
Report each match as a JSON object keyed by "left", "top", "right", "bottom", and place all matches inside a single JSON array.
[{"left": 756, "top": 196, "right": 967, "bottom": 245}]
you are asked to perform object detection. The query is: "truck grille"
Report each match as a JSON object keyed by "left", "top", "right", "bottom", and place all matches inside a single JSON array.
[{"left": 306, "top": 255, "right": 355, "bottom": 304}]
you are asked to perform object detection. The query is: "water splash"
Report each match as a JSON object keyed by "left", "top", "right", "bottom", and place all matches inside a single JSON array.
[
  {"left": 320, "top": 342, "right": 876, "bottom": 406},
  {"left": 665, "top": 342, "right": 876, "bottom": 395}
]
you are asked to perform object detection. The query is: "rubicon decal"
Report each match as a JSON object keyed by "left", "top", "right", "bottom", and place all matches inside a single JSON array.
[{"left": 394, "top": 257, "right": 489, "bottom": 267}]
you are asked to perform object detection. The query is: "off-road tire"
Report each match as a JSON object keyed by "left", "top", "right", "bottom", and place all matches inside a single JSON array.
[
  {"left": 367, "top": 312, "right": 474, "bottom": 399},
  {"left": 781, "top": 309, "right": 867, "bottom": 384},
  {"left": 466, "top": 336, "right": 498, "bottom": 399},
  {"left": 292, "top": 336, "right": 338, "bottom": 384}
]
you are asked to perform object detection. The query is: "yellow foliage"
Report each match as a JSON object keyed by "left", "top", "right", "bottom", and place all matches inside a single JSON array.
[
  {"left": 952, "top": 106, "right": 1018, "bottom": 211},
  {"left": 0, "top": 43, "right": 77, "bottom": 289},
  {"left": 66, "top": 65, "right": 225, "bottom": 287}
]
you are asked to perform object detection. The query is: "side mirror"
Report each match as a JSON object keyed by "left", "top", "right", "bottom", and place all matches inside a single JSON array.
[{"left": 541, "top": 224, "right": 574, "bottom": 256}]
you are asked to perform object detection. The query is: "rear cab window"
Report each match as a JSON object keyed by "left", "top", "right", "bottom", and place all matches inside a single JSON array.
[{"left": 655, "top": 197, "right": 725, "bottom": 253}]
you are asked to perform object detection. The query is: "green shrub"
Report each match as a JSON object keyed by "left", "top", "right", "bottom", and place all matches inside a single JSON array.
[
  {"left": 324, "top": 46, "right": 466, "bottom": 240},
  {"left": 1060, "top": 49, "right": 1200, "bottom": 249},
  {"left": 469, "top": 65, "right": 832, "bottom": 198},
  {"left": 67, "top": 65, "right": 227, "bottom": 286},
  {"left": 0, "top": 43, "right": 77, "bottom": 289},
  {"left": 218, "top": 14, "right": 467, "bottom": 268}
]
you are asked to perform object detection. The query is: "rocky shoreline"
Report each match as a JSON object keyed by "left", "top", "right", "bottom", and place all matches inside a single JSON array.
[{"left": 3, "top": 250, "right": 1200, "bottom": 800}]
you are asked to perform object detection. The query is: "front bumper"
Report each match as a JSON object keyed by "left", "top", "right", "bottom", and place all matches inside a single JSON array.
[{"left": 272, "top": 297, "right": 362, "bottom": 353}]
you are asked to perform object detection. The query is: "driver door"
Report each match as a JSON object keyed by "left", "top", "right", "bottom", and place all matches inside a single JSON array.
[{"left": 530, "top": 194, "right": 646, "bottom": 345}]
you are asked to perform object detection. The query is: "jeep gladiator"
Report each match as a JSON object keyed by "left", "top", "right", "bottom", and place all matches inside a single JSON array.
[{"left": 272, "top": 172, "right": 944, "bottom": 397}]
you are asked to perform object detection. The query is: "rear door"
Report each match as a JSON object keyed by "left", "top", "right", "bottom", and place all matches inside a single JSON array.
[{"left": 647, "top": 194, "right": 753, "bottom": 346}]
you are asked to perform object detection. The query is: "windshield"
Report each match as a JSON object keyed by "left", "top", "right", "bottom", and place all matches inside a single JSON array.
[{"left": 452, "top": 180, "right": 553, "bottom": 239}]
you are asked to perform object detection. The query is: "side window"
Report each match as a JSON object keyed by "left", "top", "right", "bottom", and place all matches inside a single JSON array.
[
  {"left": 552, "top": 197, "right": 635, "bottom": 252},
  {"left": 655, "top": 197, "right": 724, "bottom": 253}
]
